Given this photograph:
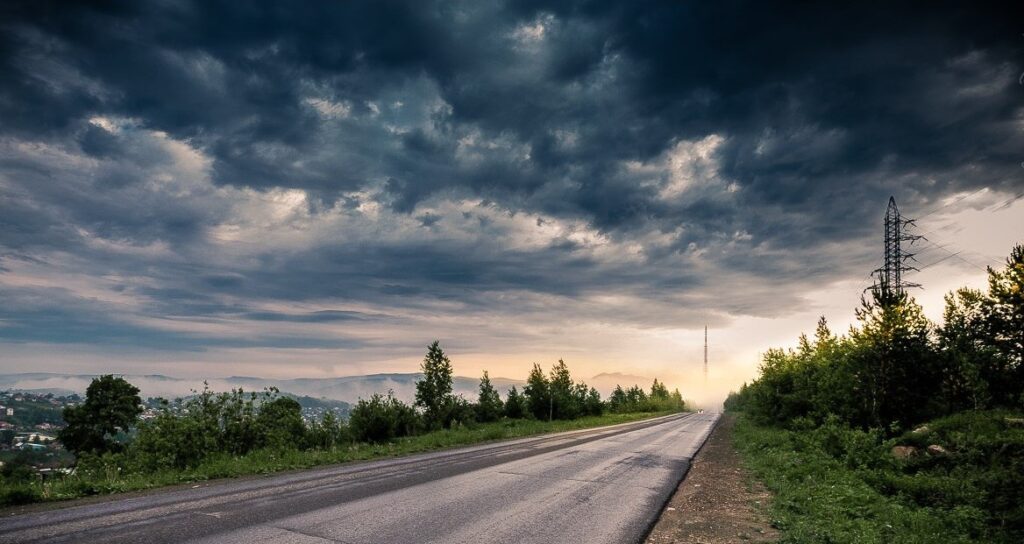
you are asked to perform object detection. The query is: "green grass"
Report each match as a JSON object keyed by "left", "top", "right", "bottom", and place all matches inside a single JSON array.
[
  {"left": 731, "top": 411, "right": 1024, "bottom": 544},
  {"left": 1, "top": 411, "right": 675, "bottom": 507}
]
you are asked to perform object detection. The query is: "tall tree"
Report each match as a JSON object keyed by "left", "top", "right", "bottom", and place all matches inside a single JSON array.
[
  {"left": 609, "top": 385, "right": 627, "bottom": 412},
  {"left": 848, "top": 289, "right": 939, "bottom": 428},
  {"left": 60, "top": 375, "right": 142, "bottom": 455},
  {"left": 650, "top": 378, "right": 670, "bottom": 400},
  {"left": 504, "top": 386, "right": 527, "bottom": 419},
  {"left": 986, "top": 244, "right": 1024, "bottom": 405},
  {"left": 549, "top": 359, "right": 577, "bottom": 419},
  {"left": 523, "top": 363, "right": 550, "bottom": 420},
  {"left": 584, "top": 386, "right": 604, "bottom": 416},
  {"left": 415, "top": 341, "right": 454, "bottom": 429},
  {"left": 938, "top": 288, "right": 994, "bottom": 410},
  {"left": 476, "top": 371, "right": 504, "bottom": 422}
]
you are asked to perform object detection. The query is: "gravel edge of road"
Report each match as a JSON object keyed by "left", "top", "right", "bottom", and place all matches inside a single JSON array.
[
  {"left": 634, "top": 413, "right": 721, "bottom": 544},
  {"left": 642, "top": 414, "right": 780, "bottom": 544}
]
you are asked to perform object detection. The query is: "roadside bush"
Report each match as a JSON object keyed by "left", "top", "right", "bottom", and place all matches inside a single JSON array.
[
  {"left": 255, "top": 397, "right": 306, "bottom": 449},
  {"left": 0, "top": 484, "right": 39, "bottom": 505},
  {"left": 348, "top": 392, "right": 420, "bottom": 443},
  {"left": 130, "top": 386, "right": 307, "bottom": 471},
  {"left": 306, "top": 411, "right": 349, "bottom": 449},
  {"left": 0, "top": 452, "right": 39, "bottom": 484},
  {"left": 443, "top": 396, "right": 477, "bottom": 428}
]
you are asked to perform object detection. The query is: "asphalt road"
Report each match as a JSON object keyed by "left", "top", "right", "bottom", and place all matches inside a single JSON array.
[{"left": 1, "top": 412, "right": 719, "bottom": 544}]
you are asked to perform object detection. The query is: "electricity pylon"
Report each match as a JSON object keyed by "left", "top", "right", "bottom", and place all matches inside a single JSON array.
[{"left": 872, "top": 196, "right": 922, "bottom": 297}]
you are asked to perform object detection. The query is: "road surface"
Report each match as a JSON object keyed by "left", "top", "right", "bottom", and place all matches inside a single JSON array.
[{"left": 1, "top": 412, "right": 719, "bottom": 544}]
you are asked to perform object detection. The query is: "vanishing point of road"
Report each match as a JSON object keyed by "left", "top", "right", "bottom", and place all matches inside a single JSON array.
[{"left": 1, "top": 412, "right": 719, "bottom": 544}]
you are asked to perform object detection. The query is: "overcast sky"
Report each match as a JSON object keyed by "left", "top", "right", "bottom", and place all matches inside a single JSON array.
[{"left": 1, "top": 1, "right": 1021, "bottom": 404}]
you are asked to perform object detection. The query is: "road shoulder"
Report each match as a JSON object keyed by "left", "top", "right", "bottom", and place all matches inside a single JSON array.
[{"left": 645, "top": 414, "right": 779, "bottom": 544}]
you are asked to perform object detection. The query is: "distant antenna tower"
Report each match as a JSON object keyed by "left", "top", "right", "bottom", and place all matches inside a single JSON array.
[
  {"left": 871, "top": 196, "right": 922, "bottom": 297},
  {"left": 703, "top": 325, "right": 708, "bottom": 384}
]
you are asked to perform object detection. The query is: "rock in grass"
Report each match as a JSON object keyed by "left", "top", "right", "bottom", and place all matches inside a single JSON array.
[
  {"left": 926, "top": 444, "right": 948, "bottom": 456},
  {"left": 891, "top": 445, "right": 917, "bottom": 459}
]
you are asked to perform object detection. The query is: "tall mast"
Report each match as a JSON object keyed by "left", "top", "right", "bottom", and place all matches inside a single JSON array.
[{"left": 703, "top": 325, "right": 708, "bottom": 384}]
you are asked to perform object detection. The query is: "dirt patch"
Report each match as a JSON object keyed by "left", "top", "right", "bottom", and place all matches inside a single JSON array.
[{"left": 645, "top": 414, "right": 778, "bottom": 544}]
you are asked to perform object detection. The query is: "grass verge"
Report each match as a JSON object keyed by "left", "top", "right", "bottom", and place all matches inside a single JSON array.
[
  {"left": 732, "top": 411, "right": 1024, "bottom": 544},
  {"left": 2, "top": 410, "right": 676, "bottom": 508}
]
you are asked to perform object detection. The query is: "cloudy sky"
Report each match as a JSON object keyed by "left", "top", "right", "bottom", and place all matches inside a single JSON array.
[{"left": 1, "top": 1, "right": 1021, "bottom": 403}]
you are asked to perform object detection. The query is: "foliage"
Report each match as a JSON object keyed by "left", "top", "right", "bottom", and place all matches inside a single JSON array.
[
  {"left": 131, "top": 386, "right": 310, "bottom": 470},
  {"left": 726, "top": 244, "right": 1024, "bottom": 543},
  {"left": 348, "top": 392, "right": 420, "bottom": 443},
  {"left": 520, "top": 360, "right": 616, "bottom": 420},
  {"left": 254, "top": 396, "right": 306, "bottom": 449},
  {"left": 415, "top": 340, "right": 455, "bottom": 429},
  {"left": 548, "top": 359, "right": 580, "bottom": 419},
  {"left": 984, "top": 244, "right": 1024, "bottom": 405},
  {"left": 727, "top": 244, "right": 1024, "bottom": 430},
  {"left": 584, "top": 386, "right": 604, "bottom": 416},
  {"left": 503, "top": 386, "right": 528, "bottom": 419},
  {"left": 2, "top": 340, "right": 689, "bottom": 507},
  {"left": 0, "top": 451, "right": 39, "bottom": 484},
  {"left": 0, "top": 410, "right": 672, "bottom": 507},
  {"left": 60, "top": 375, "right": 142, "bottom": 455},
  {"left": 734, "top": 412, "right": 1024, "bottom": 543},
  {"left": 608, "top": 380, "right": 686, "bottom": 413},
  {"left": 306, "top": 411, "right": 349, "bottom": 450},
  {"left": 475, "top": 371, "right": 504, "bottom": 423},
  {"left": 524, "top": 363, "right": 551, "bottom": 420}
]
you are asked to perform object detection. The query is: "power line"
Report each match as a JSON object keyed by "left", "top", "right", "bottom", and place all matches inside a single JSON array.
[
  {"left": 915, "top": 187, "right": 989, "bottom": 221},
  {"left": 990, "top": 190, "right": 1024, "bottom": 211},
  {"left": 917, "top": 238, "right": 993, "bottom": 273},
  {"left": 917, "top": 251, "right": 962, "bottom": 271}
]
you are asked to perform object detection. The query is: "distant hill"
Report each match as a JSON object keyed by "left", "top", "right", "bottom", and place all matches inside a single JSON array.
[{"left": 0, "top": 372, "right": 525, "bottom": 404}]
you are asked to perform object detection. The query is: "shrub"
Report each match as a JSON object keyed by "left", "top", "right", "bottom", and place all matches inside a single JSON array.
[
  {"left": 306, "top": 411, "right": 349, "bottom": 449},
  {"left": 255, "top": 396, "right": 306, "bottom": 449},
  {"left": 130, "top": 386, "right": 306, "bottom": 471},
  {"left": 349, "top": 392, "right": 420, "bottom": 443}
]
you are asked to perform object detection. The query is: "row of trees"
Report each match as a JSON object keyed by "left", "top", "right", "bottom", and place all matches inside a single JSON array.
[
  {"left": 608, "top": 379, "right": 685, "bottom": 413},
  {"left": 725, "top": 244, "right": 1024, "bottom": 431},
  {"left": 56, "top": 343, "right": 687, "bottom": 472}
]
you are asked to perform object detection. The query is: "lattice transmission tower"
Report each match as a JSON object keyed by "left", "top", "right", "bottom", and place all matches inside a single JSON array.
[{"left": 871, "top": 196, "right": 922, "bottom": 297}]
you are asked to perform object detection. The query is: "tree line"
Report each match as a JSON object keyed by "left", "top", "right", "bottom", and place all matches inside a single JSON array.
[
  {"left": 52, "top": 344, "right": 687, "bottom": 473},
  {"left": 725, "top": 243, "right": 1023, "bottom": 431}
]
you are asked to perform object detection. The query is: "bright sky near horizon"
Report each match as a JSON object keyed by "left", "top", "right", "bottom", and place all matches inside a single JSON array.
[{"left": 1, "top": 2, "right": 1021, "bottom": 407}]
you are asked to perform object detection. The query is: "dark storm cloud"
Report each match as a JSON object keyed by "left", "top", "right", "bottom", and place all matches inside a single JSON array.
[{"left": 0, "top": 0, "right": 1020, "bottom": 350}]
